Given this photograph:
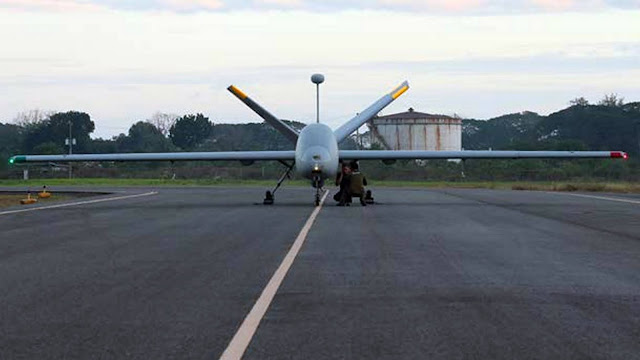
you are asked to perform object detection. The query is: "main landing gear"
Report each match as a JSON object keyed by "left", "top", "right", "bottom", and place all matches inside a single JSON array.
[
  {"left": 263, "top": 161, "right": 294, "bottom": 205},
  {"left": 262, "top": 162, "right": 324, "bottom": 206}
]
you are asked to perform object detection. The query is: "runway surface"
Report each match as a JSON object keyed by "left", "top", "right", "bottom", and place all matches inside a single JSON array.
[{"left": 1, "top": 186, "right": 639, "bottom": 359}]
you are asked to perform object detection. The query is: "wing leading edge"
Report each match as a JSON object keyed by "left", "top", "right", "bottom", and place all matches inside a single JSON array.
[
  {"left": 333, "top": 81, "right": 409, "bottom": 143},
  {"left": 339, "top": 150, "right": 629, "bottom": 160},
  {"left": 227, "top": 85, "right": 299, "bottom": 144},
  {"left": 9, "top": 151, "right": 296, "bottom": 164}
]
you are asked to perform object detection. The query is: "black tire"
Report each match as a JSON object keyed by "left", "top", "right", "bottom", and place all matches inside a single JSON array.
[{"left": 264, "top": 190, "right": 274, "bottom": 205}]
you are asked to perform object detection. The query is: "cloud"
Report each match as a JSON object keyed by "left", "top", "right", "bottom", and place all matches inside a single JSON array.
[
  {"left": 255, "top": 0, "right": 303, "bottom": 7},
  {"left": 377, "top": 0, "right": 485, "bottom": 12},
  {"left": 1, "top": 7, "right": 638, "bottom": 133},
  {"left": 1, "top": 0, "right": 638, "bottom": 13},
  {"left": 530, "top": 0, "right": 576, "bottom": 11},
  {"left": 0, "top": 0, "right": 106, "bottom": 11},
  {"left": 160, "top": 0, "right": 223, "bottom": 11}
]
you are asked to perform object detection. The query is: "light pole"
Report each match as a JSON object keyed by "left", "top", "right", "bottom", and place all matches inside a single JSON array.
[
  {"left": 68, "top": 121, "right": 72, "bottom": 155},
  {"left": 310, "top": 74, "right": 325, "bottom": 205},
  {"left": 66, "top": 120, "right": 75, "bottom": 179},
  {"left": 311, "top": 73, "right": 324, "bottom": 123}
]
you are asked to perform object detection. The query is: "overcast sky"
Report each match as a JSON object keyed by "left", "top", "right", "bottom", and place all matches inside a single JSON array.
[{"left": 1, "top": 0, "right": 639, "bottom": 138}]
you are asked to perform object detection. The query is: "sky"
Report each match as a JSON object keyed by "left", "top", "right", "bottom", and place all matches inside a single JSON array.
[{"left": 0, "top": 0, "right": 639, "bottom": 139}]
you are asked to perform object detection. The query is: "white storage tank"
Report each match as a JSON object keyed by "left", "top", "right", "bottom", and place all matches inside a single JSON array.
[{"left": 367, "top": 108, "right": 461, "bottom": 151}]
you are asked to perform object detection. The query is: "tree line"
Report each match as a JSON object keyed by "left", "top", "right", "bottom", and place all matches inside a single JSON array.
[
  {"left": 1, "top": 94, "right": 638, "bottom": 181},
  {"left": 0, "top": 111, "right": 343, "bottom": 172},
  {"left": 0, "top": 111, "right": 214, "bottom": 171}
]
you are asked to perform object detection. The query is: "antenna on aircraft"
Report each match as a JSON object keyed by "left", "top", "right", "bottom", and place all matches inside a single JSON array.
[{"left": 311, "top": 73, "right": 324, "bottom": 124}]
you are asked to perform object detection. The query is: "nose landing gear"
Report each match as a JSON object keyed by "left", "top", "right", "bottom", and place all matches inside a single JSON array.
[{"left": 313, "top": 175, "right": 323, "bottom": 206}]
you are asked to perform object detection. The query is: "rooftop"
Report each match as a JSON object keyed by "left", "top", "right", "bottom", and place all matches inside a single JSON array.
[{"left": 374, "top": 108, "right": 456, "bottom": 121}]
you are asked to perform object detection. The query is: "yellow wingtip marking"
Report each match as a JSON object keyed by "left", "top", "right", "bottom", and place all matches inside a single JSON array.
[
  {"left": 228, "top": 85, "right": 248, "bottom": 100},
  {"left": 391, "top": 84, "right": 409, "bottom": 99}
]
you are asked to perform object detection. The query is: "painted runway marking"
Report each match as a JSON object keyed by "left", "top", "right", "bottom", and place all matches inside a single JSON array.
[
  {"left": 560, "top": 192, "right": 640, "bottom": 205},
  {"left": 0, "top": 191, "right": 158, "bottom": 216},
  {"left": 219, "top": 190, "right": 329, "bottom": 360}
]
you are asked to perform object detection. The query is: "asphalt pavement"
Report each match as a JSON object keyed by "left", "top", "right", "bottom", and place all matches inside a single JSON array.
[{"left": 0, "top": 186, "right": 639, "bottom": 359}]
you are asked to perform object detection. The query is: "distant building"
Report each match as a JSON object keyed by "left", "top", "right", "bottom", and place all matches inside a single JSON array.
[{"left": 367, "top": 108, "right": 461, "bottom": 151}]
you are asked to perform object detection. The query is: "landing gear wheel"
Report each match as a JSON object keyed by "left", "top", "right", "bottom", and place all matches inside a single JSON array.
[
  {"left": 263, "top": 190, "right": 274, "bottom": 205},
  {"left": 262, "top": 161, "right": 294, "bottom": 206},
  {"left": 314, "top": 185, "right": 321, "bottom": 206},
  {"left": 312, "top": 175, "right": 323, "bottom": 206},
  {"left": 365, "top": 190, "right": 374, "bottom": 205}
]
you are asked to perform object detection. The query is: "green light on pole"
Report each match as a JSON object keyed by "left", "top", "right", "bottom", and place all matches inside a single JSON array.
[{"left": 8, "top": 157, "right": 14, "bottom": 165}]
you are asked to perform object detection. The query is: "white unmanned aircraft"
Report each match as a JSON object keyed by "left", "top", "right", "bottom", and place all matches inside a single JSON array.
[{"left": 9, "top": 74, "right": 629, "bottom": 205}]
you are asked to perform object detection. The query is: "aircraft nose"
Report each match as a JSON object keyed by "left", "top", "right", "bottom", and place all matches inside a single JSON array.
[
  {"left": 303, "top": 147, "right": 331, "bottom": 173},
  {"left": 304, "top": 147, "right": 329, "bottom": 162}
]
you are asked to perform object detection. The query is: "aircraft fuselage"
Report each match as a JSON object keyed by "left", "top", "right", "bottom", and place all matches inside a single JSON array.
[{"left": 295, "top": 123, "right": 339, "bottom": 187}]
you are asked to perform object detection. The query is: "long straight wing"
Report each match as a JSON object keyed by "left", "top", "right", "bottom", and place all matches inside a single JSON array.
[
  {"left": 333, "top": 81, "right": 409, "bottom": 143},
  {"left": 227, "top": 85, "right": 299, "bottom": 144},
  {"left": 9, "top": 151, "right": 295, "bottom": 164},
  {"left": 339, "top": 150, "right": 629, "bottom": 160}
]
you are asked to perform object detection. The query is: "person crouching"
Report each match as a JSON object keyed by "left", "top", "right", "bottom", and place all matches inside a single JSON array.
[
  {"left": 336, "top": 163, "right": 352, "bottom": 206},
  {"left": 345, "top": 162, "right": 368, "bottom": 206}
]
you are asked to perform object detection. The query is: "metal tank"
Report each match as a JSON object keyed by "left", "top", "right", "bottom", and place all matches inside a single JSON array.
[{"left": 367, "top": 108, "right": 461, "bottom": 151}]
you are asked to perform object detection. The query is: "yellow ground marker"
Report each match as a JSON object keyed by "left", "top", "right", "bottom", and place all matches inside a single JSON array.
[
  {"left": 38, "top": 186, "right": 51, "bottom": 199},
  {"left": 20, "top": 193, "right": 37, "bottom": 205}
]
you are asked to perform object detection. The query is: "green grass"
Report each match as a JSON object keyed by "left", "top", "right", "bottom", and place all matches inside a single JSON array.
[{"left": 0, "top": 178, "right": 639, "bottom": 193}]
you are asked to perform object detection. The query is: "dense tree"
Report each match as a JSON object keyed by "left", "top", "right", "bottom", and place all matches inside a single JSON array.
[
  {"left": 116, "top": 121, "right": 174, "bottom": 153},
  {"left": 199, "top": 120, "right": 313, "bottom": 152},
  {"left": 21, "top": 111, "right": 95, "bottom": 153},
  {"left": 90, "top": 138, "right": 118, "bottom": 154},
  {"left": 48, "top": 111, "right": 95, "bottom": 151},
  {"left": 0, "top": 123, "right": 23, "bottom": 170},
  {"left": 32, "top": 141, "right": 64, "bottom": 155},
  {"left": 169, "top": 114, "right": 213, "bottom": 150},
  {"left": 3, "top": 104, "right": 639, "bottom": 180},
  {"left": 461, "top": 104, "right": 640, "bottom": 156},
  {"left": 536, "top": 105, "right": 638, "bottom": 155},
  {"left": 462, "top": 111, "right": 544, "bottom": 150}
]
